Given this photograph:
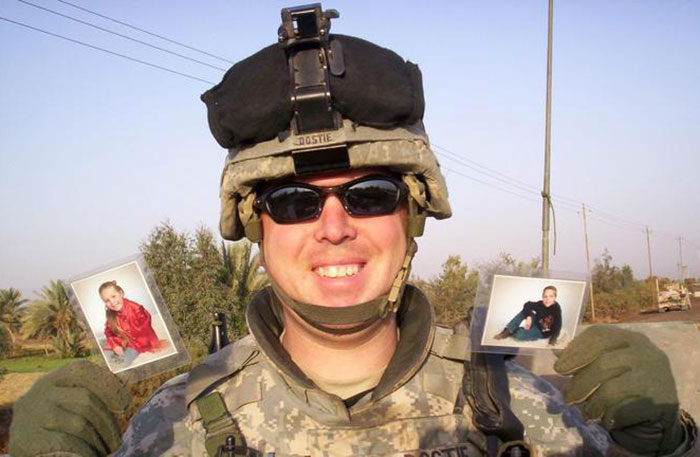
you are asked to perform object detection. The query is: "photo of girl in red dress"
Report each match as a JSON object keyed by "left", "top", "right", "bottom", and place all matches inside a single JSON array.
[{"left": 99, "top": 280, "right": 166, "bottom": 366}]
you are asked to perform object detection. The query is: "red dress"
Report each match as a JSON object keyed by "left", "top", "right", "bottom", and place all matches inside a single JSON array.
[{"left": 104, "top": 298, "right": 163, "bottom": 353}]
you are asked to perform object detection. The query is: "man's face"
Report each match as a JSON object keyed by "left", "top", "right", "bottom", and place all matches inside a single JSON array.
[
  {"left": 261, "top": 169, "right": 408, "bottom": 308},
  {"left": 542, "top": 288, "right": 557, "bottom": 307}
]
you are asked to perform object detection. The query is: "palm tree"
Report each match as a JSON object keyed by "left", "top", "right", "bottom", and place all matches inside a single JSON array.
[
  {"left": 223, "top": 240, "right": 269, "bottom": 305},
  {"left": 222, "top": 240, "right": 269, "bottom": 333},
  {"left": 0, "top": 287, "right": 26, "bottom": 345},
  {"left": 22, "top": 280, "right": 86, "bottom": 357}
]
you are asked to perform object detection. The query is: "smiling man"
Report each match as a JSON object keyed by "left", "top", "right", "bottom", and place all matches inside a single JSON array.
[{"left": 10, "top": 4, "right": 699, "bottom": 457}]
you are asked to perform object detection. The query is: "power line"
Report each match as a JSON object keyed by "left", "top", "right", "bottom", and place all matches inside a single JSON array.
[
  {"left": 54, "top": 0, "right": 235, "bottom": 64},
  {"left": 441, "top": 165, "right": 543, "bottom": 205},
  {"left": 3, "top": 6, "right": 694, "bottom": 248},
  {"left": 0, "top": 16, "right": 216, "bottom": 84},
  {"left": 433, "top": 142, "right": 586, "bottom": 211},
  {"left": 15, "top": 0, "right": 228, "bottom": 72},
  {"left": 432, "top": 142, "right": 685, "bottom": 236},
  {"left": 434, "top": 142, "right": 541, "bottom": 194}
]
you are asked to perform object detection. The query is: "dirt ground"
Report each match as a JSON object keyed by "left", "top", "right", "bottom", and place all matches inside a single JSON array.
[{"left": 0, "top": 372, "right": 46, "bottom": 406}]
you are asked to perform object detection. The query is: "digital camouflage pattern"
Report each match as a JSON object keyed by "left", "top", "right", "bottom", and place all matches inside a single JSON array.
[
  {"left": 115, "top": 352, "right": 699, "bottom": 456},
  {"left": 218, "top": 122, "right": 451, "bottom": 241},
  {"left": 113, "top": 287, "right": 614, "bottom": 457},
  {"left": 113, "top": 288, "right": 699, "bottom": 457},
  {"left": 114, "top": 338, "right": 610, "bottom": 457}
]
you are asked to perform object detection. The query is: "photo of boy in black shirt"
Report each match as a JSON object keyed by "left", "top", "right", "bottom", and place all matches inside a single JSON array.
[{"left": 494, "top": 285, "right": 562, "bottom": 345}]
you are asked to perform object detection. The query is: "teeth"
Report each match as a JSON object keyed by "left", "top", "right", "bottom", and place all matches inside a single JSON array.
[{"left": 315, "top": 264, "right": 361, "bottom": 278}]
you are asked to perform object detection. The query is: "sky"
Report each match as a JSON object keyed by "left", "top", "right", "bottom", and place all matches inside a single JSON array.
[{"left": 1, "top": 0, "right": 699, "bottom": 301}]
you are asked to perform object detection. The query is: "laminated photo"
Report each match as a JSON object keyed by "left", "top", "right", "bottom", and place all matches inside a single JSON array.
[
  {"left": 480, "top": 274, "right": 586, "bottom": 350},
  {"left": 65, "top": 255, "right": 189, "bottom": 381}
]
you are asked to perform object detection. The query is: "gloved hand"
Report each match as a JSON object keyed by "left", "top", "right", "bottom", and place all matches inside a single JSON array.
[
  {"left": 554, "top": 326, "right": 684, "bottom": 456},
  {"left": 10, "top": 360, "right": 132, "bottom": 457}
]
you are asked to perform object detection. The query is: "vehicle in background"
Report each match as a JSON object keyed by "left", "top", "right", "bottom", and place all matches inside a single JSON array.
[{"left": 657, "top": 280, "right": 692, "bottom": 312}]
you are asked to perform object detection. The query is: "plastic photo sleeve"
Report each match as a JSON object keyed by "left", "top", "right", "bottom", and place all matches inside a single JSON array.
[
  {"left": 472, "top": 272, "right": 587, "bottom": 356},
  {"left": 64, "top": 254, "right": 190, "bottom": 383}
]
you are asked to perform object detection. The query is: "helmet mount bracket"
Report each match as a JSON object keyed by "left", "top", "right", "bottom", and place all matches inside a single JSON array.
[{"left": 279, "top": 3, "right": 345, "bottom": 152}]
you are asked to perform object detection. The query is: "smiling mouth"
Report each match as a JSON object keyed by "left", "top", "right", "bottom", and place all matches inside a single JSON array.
[{"left": 314, "top": 264, "right": 362, "bottom": 278}]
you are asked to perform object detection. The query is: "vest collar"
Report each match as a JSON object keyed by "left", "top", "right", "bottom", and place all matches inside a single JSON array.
[{"left": 245, "top": 284, "right": 436, "bottom": 404}]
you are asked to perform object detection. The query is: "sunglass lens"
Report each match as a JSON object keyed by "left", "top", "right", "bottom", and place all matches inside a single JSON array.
[
  {"left": 266, "top": 187, "right": 320, "bottom": 222},
  {"left": 345, "top": 179, "right": 401, "bottom": 216}
]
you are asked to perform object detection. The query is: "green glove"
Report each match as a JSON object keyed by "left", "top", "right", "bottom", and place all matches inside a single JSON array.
[
  {"left": 9, "top": 360, "right": 131, "bottom": 457},
  {"left": 554, "top": 326, "right": 684, "bottom": 456}
]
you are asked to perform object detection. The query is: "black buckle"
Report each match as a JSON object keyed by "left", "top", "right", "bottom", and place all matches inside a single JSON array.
[
  {"left": 216, "top": 435, "right": 236, "bottom": 457},
  {"left": 498, "top": 443, "right": 531, "bottom": 457},
  {"left": 278, "top": 4, "right": 343, "bottom": 135},
  {"left": 278, "top": 4, "right": 338, "bottom": 46}
]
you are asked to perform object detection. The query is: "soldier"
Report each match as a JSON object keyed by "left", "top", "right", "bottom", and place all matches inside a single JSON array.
[{"left": 10, "top": 4, "right": 698, "bottom": 457}]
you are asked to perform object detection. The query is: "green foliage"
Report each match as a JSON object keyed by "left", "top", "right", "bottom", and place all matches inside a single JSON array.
[
  {"left": 222, "top": 240, "right": 269, "bottom": 336},
  {"left": 413, "top": 255, "right": 479, "bottom": 327},
  {"left": 0, "top": 329, "right": 11, "bottom": 360},
  {"left": 140, "top": 223, "right": 267, "bottom": 347},
  {"left": 0, "top": 288, "right": 26, "bottom": 354},
  {"left": 0, "top": 355, "right": 86, "bottom": 373},
  {"left": 588, "top": 249, "right": 653, "bottom": 321},
  {"left": 140, "top": 222, "right": 197, "bottom": 341},
  {"left": 479, "top": 252, "right": 542, "bottom": 279},
  {"left": 21, "top": 281, "right": 88, "bottom": 358}
]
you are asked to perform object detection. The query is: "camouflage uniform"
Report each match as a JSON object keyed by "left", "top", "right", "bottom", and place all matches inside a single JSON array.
[{"left": 115, "top": 285, "right": 691, "bottom": 457}]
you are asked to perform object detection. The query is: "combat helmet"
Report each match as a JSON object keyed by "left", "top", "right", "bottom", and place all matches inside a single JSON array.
[{"left": 202, "top": 4, "right": 451, "bottom": 334}]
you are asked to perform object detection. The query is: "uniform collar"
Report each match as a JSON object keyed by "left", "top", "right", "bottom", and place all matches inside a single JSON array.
[{"left": 245, "top": 284, "right": 436, "bottom": 403}]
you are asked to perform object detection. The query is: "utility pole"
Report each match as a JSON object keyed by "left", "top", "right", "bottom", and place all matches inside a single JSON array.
[
  {"left": 541, "top": 0, "right": 554, "bottom": 274},
  {"left": 678, "top": 237, "right": 686, "bottom": 282},
  {"left": 581, "top": 204, "right": 595, "bottom": 321},
  {"left": 646, "top": 227, "right": 657, "bottom": 304}
]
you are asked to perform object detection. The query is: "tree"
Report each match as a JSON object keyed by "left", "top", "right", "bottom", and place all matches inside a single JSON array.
[
  {"left": 589, "top": 249, "right": 653, "bottom": 321},
  {"left": 479, "top": 252, "right": 541, "bottom": 279},
  {"left": 0, "top": 288, "right": 25, "bottom": 346},
  {"left": 189, "top": 227, "right": 231, "bottom": 342},
  {"left": 22, "top": 281, "right": 87, "bottom": 357},
  {"left": 222, "top": 239, "right": 269, "bottom": 335},
  {"left": 413, "top": 255, "right": 479, "bottom": 327},
  {"left": 141, "top": 222, "right": 198, "bottom": 343},
  {"left": 140, "top": 223, "right": 258, "bottom": 349}
]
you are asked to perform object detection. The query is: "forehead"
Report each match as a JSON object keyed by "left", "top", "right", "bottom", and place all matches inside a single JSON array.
[{"left": 543, "top": 288, "right": 556, "bottom": 295}]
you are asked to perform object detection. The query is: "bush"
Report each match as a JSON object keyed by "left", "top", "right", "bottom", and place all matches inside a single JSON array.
[
  {"left": 0, "top": 328, "right": 11, "bottom": 359},
  {"left": 587, "top": 250, "right": 654, "bottom": 322}
]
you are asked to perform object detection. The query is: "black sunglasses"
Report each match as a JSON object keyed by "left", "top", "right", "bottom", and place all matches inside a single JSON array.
[{"left": 254, "top": 175, "right": 407, "bottom": 224}]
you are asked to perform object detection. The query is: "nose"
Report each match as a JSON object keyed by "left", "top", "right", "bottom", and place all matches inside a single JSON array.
[{"left": 312, "top": 194, "right": 357, "bottom": 244}]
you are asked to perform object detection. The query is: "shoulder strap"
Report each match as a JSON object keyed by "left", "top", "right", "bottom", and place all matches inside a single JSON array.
[
  {"left": 195, "top": 392, "right": 249, "bottom": 457},
  {"left": 463, "top": 351, "right": 529, "bottom": 456},
  {"left": 185, "top": 336, "right": 260, "bottom": 407}
]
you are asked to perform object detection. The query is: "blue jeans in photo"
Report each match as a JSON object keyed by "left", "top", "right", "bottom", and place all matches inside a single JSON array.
[{"left": 505, "top": 311, "right": 544, "bottom": 341}]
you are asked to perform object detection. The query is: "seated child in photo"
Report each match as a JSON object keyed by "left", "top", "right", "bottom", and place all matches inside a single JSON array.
[
  {"left": 99, "top": 280, "right": 165, "bottom": 365},
  {"left": 493, "top": 285, "right": 562, "bottom": 345}
]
